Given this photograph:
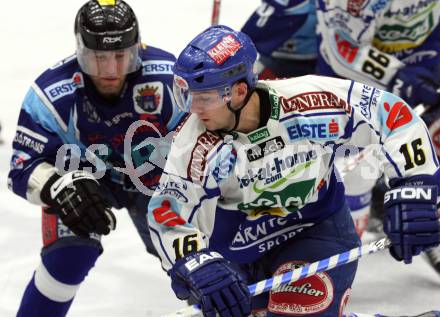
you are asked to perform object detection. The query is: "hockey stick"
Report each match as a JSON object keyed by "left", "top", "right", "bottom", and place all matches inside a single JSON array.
[
  {"left": 413, "top": 103, "right": 431, "bottom": 117},
  {"left": 211, "top": 0, "right": 221, "bottom": 25},
  {"left": 162, "top": 237, "right": 391, "bottom": 317}
]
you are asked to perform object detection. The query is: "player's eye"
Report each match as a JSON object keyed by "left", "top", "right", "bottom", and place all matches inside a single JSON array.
[{"left": 115, "top": 52, "right": 126, "bottom": 60}]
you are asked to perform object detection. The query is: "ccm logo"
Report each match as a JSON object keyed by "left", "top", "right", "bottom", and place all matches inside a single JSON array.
[
  {"left": 384, "top": 187, "right": 432, "bottom": 204},
  {"left": 102, "top": 36, "right": 122, "bottom": 43},
  {"left": 184, "top": 251, "right": 223, "bottom": 271}
]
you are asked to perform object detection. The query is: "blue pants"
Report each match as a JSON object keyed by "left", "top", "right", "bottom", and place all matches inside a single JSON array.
[
  {"left": 236, "top": 204, "right": 360, "bottom": 316},
  {"left": 16, "top": 186, "right": 154, "bottom": 317}
]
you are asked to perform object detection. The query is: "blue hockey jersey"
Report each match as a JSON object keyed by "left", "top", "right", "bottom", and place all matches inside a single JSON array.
[
  {"left": 8, "top": 45, "right": 185, "bottom": 205},
  {"left": 241, "top": 0, "right": 317, "bottom": 61}
]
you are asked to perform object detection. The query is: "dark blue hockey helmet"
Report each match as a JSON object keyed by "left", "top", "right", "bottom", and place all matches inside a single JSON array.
[{"left": 173, "top": 25, "right": 258, "bottom": 112}]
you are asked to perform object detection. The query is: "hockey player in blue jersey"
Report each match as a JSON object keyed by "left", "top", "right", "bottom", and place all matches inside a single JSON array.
[
  {"left": 148, "top": 25, "right": 440, "bottom": 316},
  {"left": 241, "top": 0, "right": 317, "bottom": 79},
  {"left": 7, "top": 1, "right": 184, "bottom": 316}
]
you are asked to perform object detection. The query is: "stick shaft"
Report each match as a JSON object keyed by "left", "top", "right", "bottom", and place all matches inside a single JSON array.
[
  {"left": 250, "top": 237, "right": 390, "bottom": 296},
  {"left": 211, "top": 0, "right": 221, "bottom": 25}
]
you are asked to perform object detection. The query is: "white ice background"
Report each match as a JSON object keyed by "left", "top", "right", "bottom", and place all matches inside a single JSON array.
[{"left": 0, "top": 1, "right": 439, "bottom": 316}]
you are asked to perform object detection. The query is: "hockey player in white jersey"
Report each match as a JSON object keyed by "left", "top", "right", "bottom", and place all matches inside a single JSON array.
[
  {"left": 315, "top": 0, "right": 440, "bottom": 274},
  {"left": 148, "top": 25, "right": 440, "bottom": 316}
]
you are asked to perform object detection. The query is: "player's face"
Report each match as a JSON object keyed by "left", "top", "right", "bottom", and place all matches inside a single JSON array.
[
  {"left": 190, "top": 90, "right": 235, "bottom": 130},
  {"left": 89, "top": 51, "right": 131, "bottom": 97}
]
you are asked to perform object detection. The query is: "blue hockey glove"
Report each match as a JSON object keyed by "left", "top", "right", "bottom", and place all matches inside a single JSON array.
[
  {"left": 388, "top": 66, "right": 440, "bottom": 107},
  {"left": 169, "top": 249, "right": 251, "bottom": 317},
  {"left": 383, "top": 185, "right": 440, "bottom": 264}
]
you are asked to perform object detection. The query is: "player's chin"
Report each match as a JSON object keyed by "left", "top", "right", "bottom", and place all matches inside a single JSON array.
[
  {"left": 206, "top": 122, "right": 225, "bottom": 132},
  {"left": 97, "top": 81, "right": 124, "bottom": 95},
  {"left": 200, "top": 119, "right": 215, "bottom": 129}
]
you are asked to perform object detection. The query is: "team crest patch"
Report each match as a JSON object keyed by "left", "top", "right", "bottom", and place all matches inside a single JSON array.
[
  {"left": 133, "top": 82, "right": 163, "bottom": 114},
  {"left": 268, "top": 261, "right": 334, "bottom": 315}
]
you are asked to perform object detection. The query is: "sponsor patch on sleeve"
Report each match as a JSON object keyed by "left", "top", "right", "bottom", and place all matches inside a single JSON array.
[
  {"left": 43, "top": 76, "right": 81, "bottom": 102},
  {"left": 142, "top": 60, "right": 174, "bottom": 75}
]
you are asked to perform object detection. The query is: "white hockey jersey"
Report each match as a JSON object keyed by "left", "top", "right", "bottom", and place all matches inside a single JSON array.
[
  {"left": 316, "top": 0, "right": 440, "bottom": 88},
  {"left": 148, "top": 75, "right": 439, "bottom": 271}
]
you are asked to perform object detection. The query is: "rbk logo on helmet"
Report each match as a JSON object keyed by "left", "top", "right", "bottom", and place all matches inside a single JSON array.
[
  {"left": 102, "top": 36, "right": 123, "bottom": 44},
  {"left": 207, "top": 35, "right": 242, "bottom": 65}
]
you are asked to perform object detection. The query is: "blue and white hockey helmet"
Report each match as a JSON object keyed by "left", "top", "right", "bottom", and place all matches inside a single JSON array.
[{"left": 173, "top": 25, "right": 258, "bottom": 112}]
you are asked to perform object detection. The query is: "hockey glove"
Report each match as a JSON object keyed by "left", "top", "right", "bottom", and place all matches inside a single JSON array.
[
  {"left": 383, "top": 185, "right": 440, "bottom": 264},
  {"left": 388, "top": 66, "right": 440, "bottom": 107},
  {"left": 169, "top": 249, "right": 251, "bottom": 317},
  {"left": 41, "top": 170, "right": 116, "bottom": 238}
]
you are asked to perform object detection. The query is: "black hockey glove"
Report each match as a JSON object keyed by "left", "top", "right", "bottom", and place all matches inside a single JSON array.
[{"left": 41, "top": 170, "right": 116, "bottom": 238}]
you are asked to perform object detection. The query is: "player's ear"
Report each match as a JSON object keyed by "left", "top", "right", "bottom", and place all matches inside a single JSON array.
[{"left": 233, "top": 81, "right": 248, "bottom": 102}]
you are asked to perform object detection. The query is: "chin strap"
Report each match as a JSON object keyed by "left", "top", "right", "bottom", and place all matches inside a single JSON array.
[{"left": 221, "top": 88, "right": 254, "bottom": 133}]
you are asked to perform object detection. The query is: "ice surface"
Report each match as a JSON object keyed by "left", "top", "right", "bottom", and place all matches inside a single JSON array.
[{"left": 0, "top": 1, "right": 438, "bottom": 316}]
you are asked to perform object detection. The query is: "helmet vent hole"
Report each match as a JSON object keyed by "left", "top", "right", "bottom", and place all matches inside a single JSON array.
[
  {"left": 194, "top": 76, "right": 205, "bottom": 83},
  {"left": 193, "top": 62, "right": 204, "bottom": 70}
]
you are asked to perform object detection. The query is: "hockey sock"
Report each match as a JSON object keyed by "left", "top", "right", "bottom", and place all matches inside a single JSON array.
[{"left": 17, "top": 244, "right": 100, "bottom": 317}]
